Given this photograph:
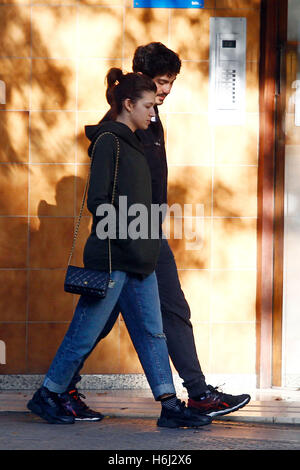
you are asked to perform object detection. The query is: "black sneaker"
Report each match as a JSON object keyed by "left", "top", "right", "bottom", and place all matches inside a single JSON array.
[
  {"left": 157, "top": 399, "right": 212, "bottom": 428},
  {"left": 60, "top": 389, "right": 104, "bottom": 421},
  {"left": 27, "top": 386, "right": 75, "bottom": 424},
  {"left": 188, "top": 385, "right": 251, "bottom": 418}
]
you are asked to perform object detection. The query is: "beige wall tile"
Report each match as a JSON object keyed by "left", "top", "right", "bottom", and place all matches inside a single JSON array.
[
  {"left": 0, "top": 6, "right": 31, "bottom": 57},
  {"left": 246, "top": 61, "right": 259, "bottom": 113},
  {"left": 29, "top": 217, "right": 74, "bottom": 268},
  {"left": 27, "top": 323, "right": 69, "bottom": 373},
  {"left": 31, "top": 0, "right": 75, "bottom": 4},
  {"left": 0, "top": 218, "right": 28, "bottom": 268},
  {"left": 30, "top": 112, "right": 76, "bottom": 163},
  {"left": 170, "top": 9, "right": 215, "bottom": 61},
  {"left": 29, "top": 164, "right": 75, "bottom": 217},
  {"left": 216, "top": 0, "right": 260, "bottom": 8},
  {"left": 77, "top": 111, "right": 105, "bottom": 163},
  {"left": 192, "top": 323, "right": 210, "bottom": 373},
  {"left": 124, "top": 8, "right": 169, "bottom": 59},
  {"left": 77, "top": 59, "right": 122, "bottom": 111},
  {"left": 211, "top": 270, "right": 256, "bottom": 322},
  {"left": 168, "top": 165, "right": 212, "bottom": 215},
  {"left": 213, "top": 165, "right": 258, "bottom": 217},
  {"left": 178, "top": 270, "right": 211, "bottom": 323},
  {"left": 158, "top": 112, "right": 167, "bottom": 134},
  {"left": 0, "top": 271, "right": 27, "bottom": 321},
  {"left": 85, "top": 0, "right": 125, "bottom": 5},
  {"left": 214, "top": 114, "right": 259, "bottom": 165},
  {"left": 168, "top": 61, "right": 209, "bottom": 114},
  {"left": 201, "top": 0, "right": 216, "bottom": 6},
  {"left": 167, "top": 216, "right": 211, "bottom": 270},
  {"left": 210, "top": 322, "right": 256, "bottom": 374},
  {"left": 31, "top": 59, "right": 76, "bottom": 110},
  {"left": 0, "top": 164, "right": 28, "bottom": 215},
  {"left": 0, "top": 0, "right": 31, "bottom": 4},
  {"left": 78, "top": 6, "right": 123, "bottom": 58},
  {"left": 0, "top": 58, "right": 30, "bottom": 110},
  {"left": 167, "top": 114, "right": 213, "bottom": 165},
  {"left": 28, "top": 270, "right": 75, "bottom": 322},
  {"left": 0, "top": 111, "right": 29, "bottom": 163},
  {"left": 32, "top": 6, "right": 77, "bottom": 59},
  {"left": 212, "top": 217, "right": 257, "bottom": 269}
]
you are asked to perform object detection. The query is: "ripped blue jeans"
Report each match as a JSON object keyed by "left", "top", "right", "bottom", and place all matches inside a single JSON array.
[{"left": 43, "top": 271, "right": 176, "bottom": 400}]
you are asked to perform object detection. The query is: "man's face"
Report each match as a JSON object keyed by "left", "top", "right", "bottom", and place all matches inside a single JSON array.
[{"left": 152, "top": 73, "right": 177, "bottom": 105}]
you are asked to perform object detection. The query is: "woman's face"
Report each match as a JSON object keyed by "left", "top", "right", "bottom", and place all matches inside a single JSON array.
[{"left": 128, "top": 91, "right": 156, "bottom": 131}]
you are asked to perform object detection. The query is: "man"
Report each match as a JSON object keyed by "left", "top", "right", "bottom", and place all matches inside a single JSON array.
[{"left": 58, "top": 43, "right": 251, "bottom": 421}]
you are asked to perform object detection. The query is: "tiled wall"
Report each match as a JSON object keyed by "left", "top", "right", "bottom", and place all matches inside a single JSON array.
[{"left": 0, "top": 0, "right": 260, "bottom": 381}]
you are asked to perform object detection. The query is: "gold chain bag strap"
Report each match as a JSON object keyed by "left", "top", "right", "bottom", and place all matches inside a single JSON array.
[{"left": 64, "top": 132, "right": 120, "bottom": 298}]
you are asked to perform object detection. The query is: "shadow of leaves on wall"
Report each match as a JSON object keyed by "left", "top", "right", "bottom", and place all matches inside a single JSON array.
[{"left": 0, "top": 4, "right": 259, "bottom": 374}]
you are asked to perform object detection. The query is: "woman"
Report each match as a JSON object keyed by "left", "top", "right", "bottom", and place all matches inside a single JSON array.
[{"left": 27, "top": 69, "right": 211, "bottom": 429}]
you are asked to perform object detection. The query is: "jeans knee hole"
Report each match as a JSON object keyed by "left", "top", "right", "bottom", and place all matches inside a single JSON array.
[{"left": 149, "top": 332, "right": 166, "bottom": 340}]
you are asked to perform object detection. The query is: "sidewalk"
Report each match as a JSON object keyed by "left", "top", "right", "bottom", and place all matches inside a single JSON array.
[
  {"left": 1, "top": 388, "right": 300, "bottom": 451},
  {"left": 1, "top": 387, "right": 300, "bottom": 424}
]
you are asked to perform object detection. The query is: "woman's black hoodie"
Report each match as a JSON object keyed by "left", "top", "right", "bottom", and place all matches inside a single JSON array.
[{"left": 83, "top": 120, "right": 161, "bottom": 278}]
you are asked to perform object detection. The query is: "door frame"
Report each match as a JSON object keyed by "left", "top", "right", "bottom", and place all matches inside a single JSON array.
[{"left": 257, "top": 0, "right": 287, "bottom": 388}]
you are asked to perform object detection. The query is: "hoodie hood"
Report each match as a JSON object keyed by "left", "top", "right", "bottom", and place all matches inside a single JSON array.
[{"left": 85, "top": 120, "right": 143, "bottom": 158}]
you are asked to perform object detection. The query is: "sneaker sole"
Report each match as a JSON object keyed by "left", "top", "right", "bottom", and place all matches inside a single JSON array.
[
  {"left": 27, "top": 400, "right": 75, "bottom": 425},
  {"left": 157, "top": 417, "right": 211, "bottom": 428},
  {"left": 74, "top": 416, "right": 104, "bottom": 421},
  {"left": 206, "top": 396, "right": 251, "bottom": 418}
]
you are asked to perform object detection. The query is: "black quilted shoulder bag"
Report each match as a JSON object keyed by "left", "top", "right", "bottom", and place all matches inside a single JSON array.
[{"left": 64, "top": 132, "right": 120, "bottom": 298}]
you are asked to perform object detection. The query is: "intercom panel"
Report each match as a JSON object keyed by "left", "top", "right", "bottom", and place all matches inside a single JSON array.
[{"left": 209, "top": 17, "right": 247, "bottom": 125}]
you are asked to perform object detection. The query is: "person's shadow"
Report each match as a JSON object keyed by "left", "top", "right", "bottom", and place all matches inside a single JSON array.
[
  {"left": 33, "top": 175, "right": 122, "bottom": 372},
  {"left": 30, "top": 175, "right": 89, "bottom": 269}
]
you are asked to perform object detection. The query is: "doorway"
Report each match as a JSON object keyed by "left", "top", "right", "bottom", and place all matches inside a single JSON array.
[
  {"left": 258, "top": 0, "right": 300, "bottom": 388},
  {"left": 278, "top": 0, "right": 300, "bottom": 389}
]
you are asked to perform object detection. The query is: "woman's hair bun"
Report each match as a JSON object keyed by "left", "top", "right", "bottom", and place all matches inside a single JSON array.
[
  {"left": 105, "top": 68, "right": 157, "bottom": 117},
  {"left": 106, "top": 68, "right": 124, "bottom": 89}
]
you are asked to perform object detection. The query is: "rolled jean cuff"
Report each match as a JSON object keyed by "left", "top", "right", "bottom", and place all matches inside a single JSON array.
[
  {"left": 43, "top": 376, "right": 68, "bottom": 394},
  {"left": 153, "top": 383, "right": 176, "bottom": 401}
]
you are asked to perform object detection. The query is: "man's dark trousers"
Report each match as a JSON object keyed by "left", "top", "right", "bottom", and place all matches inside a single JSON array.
[{"left": 69, "top": 238, "right": 208, "bottom": 398}]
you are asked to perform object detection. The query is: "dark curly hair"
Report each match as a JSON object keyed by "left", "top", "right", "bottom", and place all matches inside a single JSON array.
[{"left": 132, "top": 42, "right": 181, "bottom": 78}]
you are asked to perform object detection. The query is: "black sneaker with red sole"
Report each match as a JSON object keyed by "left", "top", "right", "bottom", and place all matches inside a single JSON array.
[
  {"left": 27, "top": 387, "right": 75, "bottom": 424},
  {"left": 188, "top": 385, "right": 251, "bottom": 418},
  {"left": 157, "top": 399, "right": 212, "bottom": 428},
  {"left": 60, "top": 389, "right": 104, "bottom": 421}
]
